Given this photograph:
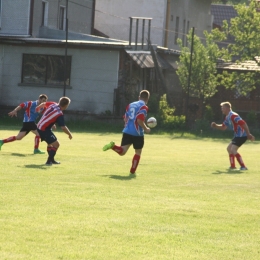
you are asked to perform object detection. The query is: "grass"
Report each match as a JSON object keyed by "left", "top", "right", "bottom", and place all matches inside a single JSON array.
[{"left": 0, "top": 126, "right": 260, "bottom": 260}]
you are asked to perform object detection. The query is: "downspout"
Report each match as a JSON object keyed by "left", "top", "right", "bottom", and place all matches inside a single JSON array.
[
  {"left": 164, "top": 0, "right": 171, "bottom": 48},
  {"left": 29, "top": 0, "right": 34, "bottom": 36},
  {"left": 91, "top": 0, "right": 96, "bottom": 35}
]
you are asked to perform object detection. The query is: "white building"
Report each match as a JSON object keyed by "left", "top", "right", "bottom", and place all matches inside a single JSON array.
[{"left": 95, "top": 0, "right": 213, "bottom": 50}]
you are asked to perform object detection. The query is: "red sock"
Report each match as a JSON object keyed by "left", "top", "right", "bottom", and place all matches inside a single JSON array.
[
  {"left": 35, "top": 136, "right": 40, "bottom": 149},
  {"left": 229, "top": 154, "right": 235, "bottom": 168},
  {"left": 235, "top": 153, "right": 245, "bottom": 167},
  {"left": 112, "top": 145, "right": 123, "bottom": 155},
  {"left": 130, "top": 154, "right": 140, "bottom": 174},
  {"left": 3, "top": 136, "right": 16, "bottom": 143}
]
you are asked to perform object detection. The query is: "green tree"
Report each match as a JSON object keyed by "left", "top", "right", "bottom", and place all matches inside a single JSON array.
[
  {"left": 176, "top": 30, "right": 223, "bottom": 115},
  {"left": 218, "top": 0, "right": 260, "bottom": 93}
]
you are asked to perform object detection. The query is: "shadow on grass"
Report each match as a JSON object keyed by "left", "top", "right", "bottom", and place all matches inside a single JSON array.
[
  {"left": 212, "top": 169, "right": 243, "bottom": 174},
  {"left": 24, "top": 164, "right": 50, "bottom": 169},
  {"left": 103, "top": 174, "right": 136, "bottom": 180}
]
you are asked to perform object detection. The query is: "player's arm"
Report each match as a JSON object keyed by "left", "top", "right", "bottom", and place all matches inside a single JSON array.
[
  {"left": 8, "top": 105, "right": 22, "bottom": 117},
  {"left": 61, "top": 126, "right": 73, "bottom": 139},
  {"left": 137, "top": 118, "right": 150, "bottom": 134},
  {"left": 240, "top": 121, "right": 255, "bottom": 141},
  {"left": 211, "top": 122, "right": 227, "bottom": 130},
  {"left": 35, "top": 102, "right": 46, "bottom": 112}
]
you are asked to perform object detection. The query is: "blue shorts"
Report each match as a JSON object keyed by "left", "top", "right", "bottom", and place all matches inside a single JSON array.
[{"left": 37, "top": 128, "right": 57, "bottom": 145}]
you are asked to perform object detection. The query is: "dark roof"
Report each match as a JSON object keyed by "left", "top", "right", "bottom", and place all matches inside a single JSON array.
[{"left": 211, "top": 4, "right": 237, "bottom": 27}]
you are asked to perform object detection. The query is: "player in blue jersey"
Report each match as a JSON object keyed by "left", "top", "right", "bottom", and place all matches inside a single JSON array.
[
  {"left": 103, "top": 90, "right": 151, "bottom": 175},
  {"left": 211, "top": 101, "right": 255, "bottom": 170},
  {"left": 0, "top": 94, "right": 48, "bottom": 154}
]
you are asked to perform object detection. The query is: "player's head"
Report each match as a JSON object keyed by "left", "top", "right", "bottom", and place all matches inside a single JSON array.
[
  {"left": 59, "top": 97, "right": 71, "bottom": 110},
  {"left": 139, "top": 90, "right": 150, "bottom": 104},
  {"left": 38, "top": 94, "right": 48, "bottom": 103},
  {"left": 220, "top": 101, "right": 231, "bottom": 115}
]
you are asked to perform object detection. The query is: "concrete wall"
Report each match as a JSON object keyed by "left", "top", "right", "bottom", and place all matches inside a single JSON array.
[
  {"left": 167, "top": 0, "right": 212, "bottom": 50},
  {"left": 0, "top": 44, "right": 119, "bottom": 114},
  {"left": 95, "top": 0, "right": 212, "bottom": 49},
  {"left": 0, "top": 0, "right": 31, "bottom": 35},
  {"left": 95, "top": 0, "right": 167, "bottom": 47},
  {"left": 32, "top": 0, "right": 94, "bottom": 37}
]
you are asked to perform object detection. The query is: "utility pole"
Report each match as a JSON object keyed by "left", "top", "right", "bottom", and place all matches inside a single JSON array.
[
  {"left": 63, "top": 0, "right": 69, "bottom": 96},
  {"left": 186, "top": 27, "right": 195, "bottom": 124}
]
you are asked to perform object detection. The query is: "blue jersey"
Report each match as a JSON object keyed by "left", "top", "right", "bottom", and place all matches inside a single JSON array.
[
  {"left": 223, "top": 111, "right": 247, "bottom": 137},
  {"left": 20, "top": 100, "right": 39, "bottom": 122},
  {"left": 122, "top": 100, "right": 148, "bottom": 136}
]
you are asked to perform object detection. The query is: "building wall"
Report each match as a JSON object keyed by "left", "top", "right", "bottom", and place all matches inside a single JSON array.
[
  {"left": 95, "top": 0, "right": 212, "bottom": 49},
  {"left": 0, "top": 44, "right": 119, "bottom": 114},
  {"left": 167, "top": 0, "right": 212, "bottom": 49},
  {"left": 0, "top": 0, "right": 31, "bottom": 35},
  {"left": 95, "top": 0, "right": 167, "bottom": 46},
  {"left": 32, "top": 0, "right": 94, "bottom": 37}
]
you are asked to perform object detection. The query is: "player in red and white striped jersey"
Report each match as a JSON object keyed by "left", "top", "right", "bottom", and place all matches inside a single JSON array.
[{"left": 37, "top": 97, "right": 73, "bottom": 165}]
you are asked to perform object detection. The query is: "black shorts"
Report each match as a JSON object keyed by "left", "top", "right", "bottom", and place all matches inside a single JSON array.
[
  {"left": 121, "top": 133, "right": 144, "bottom": 150},
  {"left": 20, "top": 122, "right": 37, "bottom": 135},
  {"left": 37, "top": 128, "right": 57, "bottom": 145},
  {"left": 231, "top": 136, "right": 247, "bottom": 147}
]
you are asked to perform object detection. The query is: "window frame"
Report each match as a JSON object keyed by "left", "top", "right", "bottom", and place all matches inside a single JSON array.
[
  {"left": 0, "top": 0, "right": 2, "bottom": 29},
  {"left": 21, "top": 53, "right": 72, "bottom": 88},
  {"left": 59, "top": 5, "right": 66, "bottom": 30},
  {"left": 41, "top": 0, "right": 49, "bottom": 26}
]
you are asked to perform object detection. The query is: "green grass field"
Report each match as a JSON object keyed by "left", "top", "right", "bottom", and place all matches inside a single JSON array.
[{"left": 0, "top": 128, "right": 260, "bottom": 260}]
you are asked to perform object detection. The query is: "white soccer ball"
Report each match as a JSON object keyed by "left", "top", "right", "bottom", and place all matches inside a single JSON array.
[{"left": 147, "top": 117, "right": 157, "bottom": 128}]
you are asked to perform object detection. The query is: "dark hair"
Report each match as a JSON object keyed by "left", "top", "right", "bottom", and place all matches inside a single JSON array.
[
  {"left": 39, "top": 94, "right": 48, "bottom": 100},
  {"left": 59, "top": 97, "right": 71, "bottom": 107},
  {"left": 139, "top": 90, "right": 150, "bottom": 100}
]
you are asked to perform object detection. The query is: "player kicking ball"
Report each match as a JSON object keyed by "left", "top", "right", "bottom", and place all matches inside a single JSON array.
[
  {"left": 211, "top": 101, "right": 255, "bottom": 170},
  {"left": 103, "top": 90, "right": 151, "bottom": 175}
]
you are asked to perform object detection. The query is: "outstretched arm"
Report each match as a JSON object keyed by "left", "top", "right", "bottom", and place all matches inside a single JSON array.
[
  {"left": 211, "top": 122, "right": 227, "bottom": 131},
  {"left": 8, "top": 105, "right": 22, "bottom": 117}
]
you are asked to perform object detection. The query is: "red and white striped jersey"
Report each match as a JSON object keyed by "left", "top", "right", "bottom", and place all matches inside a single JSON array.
[{"left": 37, "top": 104, "right": 64, "bottom": 130}]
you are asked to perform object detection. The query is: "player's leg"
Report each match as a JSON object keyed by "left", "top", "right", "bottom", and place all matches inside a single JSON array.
[
  {"left": 0, "top": 130, "right": 26, "bottom": 151},
  {"left": 130, "top": 136, "right": 144, "bottom": 174},
  {"left": 31, "top": 129, "right": 45, "bottom": 154},
  {"left": 231, "top": 137, "right": 247, "bottom": 170},
  {"left": 46, "top": 141, "right": 60, "bottom": 165},
  {"left": 103, "top": 133, "right": 131, "bottom": 155},
  {"left": 227, "top": 142, "right": 236, "bottom": 169}
]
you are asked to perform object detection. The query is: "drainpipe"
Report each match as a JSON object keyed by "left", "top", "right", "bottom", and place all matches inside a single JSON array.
[{"left": 164, "top": 0, "right": 171, "bottom": 48}]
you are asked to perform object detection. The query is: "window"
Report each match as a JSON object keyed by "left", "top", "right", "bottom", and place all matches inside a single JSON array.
[
  {"left": 186, "top": 21, "right": 190, "bottom": 46},
  {"left": 41, "top": 1, "right": 48, "bottom": 26},
  {"left": 59, "top": 6, "right": 66, "bottom": 30},
  {"left": 174, "top": 17, "right": 179, "bottom": 44},
  {"left": 22, "top": 54, "right": 72, "bottom": 86},
  {"left": 182, "top": 19, "right": 186, "bottom": 44}
]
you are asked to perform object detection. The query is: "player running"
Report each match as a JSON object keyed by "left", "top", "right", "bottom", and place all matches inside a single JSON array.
[
  {"left": 37, "top": 97, "right": 73, "bottom": 166},
  {"left": 103, "top": 90, "right": 151, "bottom": 175},
  {"left": 211, "top": 101, "right": 255, "bottom": 170},
  {"left": 0, "top": 94, "right": 48, "bottom": 154}
]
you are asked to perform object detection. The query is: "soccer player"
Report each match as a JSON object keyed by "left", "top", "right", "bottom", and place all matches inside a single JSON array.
[
  {"left": 103, "top": 90, "right": 151, "bottom": 175},
  {"left": 0, "top": 94, "right": 48, "bottom": 154},
  {"left": 211, "top": 101, "right": 255, "bottom": 170},
  {"left": 37, "top": 97, "right": 73, "bottom": 165}
]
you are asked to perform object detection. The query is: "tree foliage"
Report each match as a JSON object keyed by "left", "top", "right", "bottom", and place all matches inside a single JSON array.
[{"left": 176, "top": 31, "right": 222, "bottom": 104}]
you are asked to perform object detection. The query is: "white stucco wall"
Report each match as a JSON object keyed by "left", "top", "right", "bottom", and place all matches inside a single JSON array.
[
  {"left": 0, "top": 0, "right": 31, "bottom": 35},
  {"left": 95, "top": 0, "right": 167, "bottom": 46},
  {"left": 0, "top": 44, "right": 119, "bottom": 114}
]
